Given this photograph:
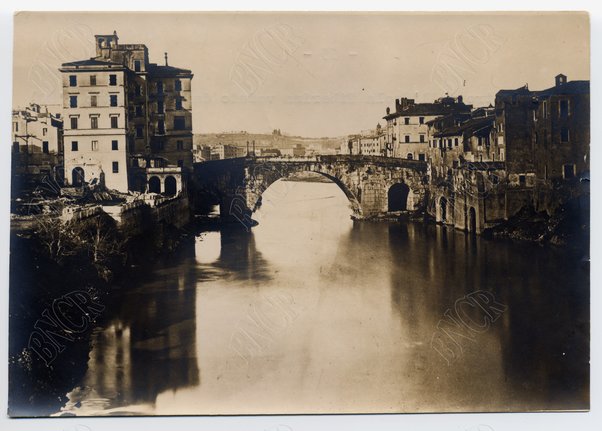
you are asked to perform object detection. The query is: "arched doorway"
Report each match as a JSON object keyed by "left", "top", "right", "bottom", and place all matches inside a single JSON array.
[
  {"left": 72, "top": 167, "right": 85, "bottom": 187},
  {"left": 440, "top": 197, "right": 448, "bottom": 223},
  {"left": 407, "top": 153, "right": 413, "bottom": 160},
  {"left": 164, "top": 176, "right": 177, "bottom": 196},
  {"left": 148, "top": 176, "right": 161, "bottom": 193},
  {"left": 388, "top": 183, "right": 410, "bottom": 212},
  {"left": 469, "top": 207, "right": 477, "bottom": 233}
]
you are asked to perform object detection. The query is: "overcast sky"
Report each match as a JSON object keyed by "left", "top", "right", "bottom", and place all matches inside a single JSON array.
[{"left": 13, "top": 12, "right": 589, "bottom": 137}]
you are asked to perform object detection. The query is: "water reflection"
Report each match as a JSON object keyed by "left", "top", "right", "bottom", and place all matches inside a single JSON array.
[
  {"left": 56, "top": 181, "right": 588, "bottom": 415},
  {"left": 57, "top": 242, "right": 200, "bottom": 415}
]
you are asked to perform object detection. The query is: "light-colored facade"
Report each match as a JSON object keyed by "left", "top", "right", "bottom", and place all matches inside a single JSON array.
[
  {"left": 210, "top": 144, "right": 245, "bottom": 159},
  {"left": 383, "top": 96, "right": 472, "bottom": 161},
  {"left": 60, "top": 31, "right": 193, "bottom": 193},
  {"left": 12, "top": 104, "right": 62, "bottom": 155},
  {"left": 359, "top": 133, "right": 386, "bottom": 156},
  {"left": 12, "top": 104, "right": 64, "bottom": 177},
  {"left": 61, "top": 63, "right": 129, "bottom": 190}
]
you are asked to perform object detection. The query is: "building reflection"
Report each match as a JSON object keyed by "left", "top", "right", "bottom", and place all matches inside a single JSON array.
[
  {"left": 68, "top": 239, "right": 200, "bottom": 412},
  {"left": 385, "top": 221, "right": 589, "bottom": 410},
  {"left": 213, "top": 225, "right": 272, "bottom": 282}
]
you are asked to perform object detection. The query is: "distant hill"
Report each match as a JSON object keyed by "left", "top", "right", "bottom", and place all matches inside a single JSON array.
[{"left": 194, "top": 132, "right": 344, "bottom": 152}]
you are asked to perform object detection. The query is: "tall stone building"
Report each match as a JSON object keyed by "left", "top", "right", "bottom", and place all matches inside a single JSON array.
[
  {"left": 60, "top": 31, "right": 193, "bottom": 194},
  {"left": 493, "top": 74, "right": 590, "bottom": 187}
]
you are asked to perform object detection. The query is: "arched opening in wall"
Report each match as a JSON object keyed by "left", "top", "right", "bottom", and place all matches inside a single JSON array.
[
  {"left": 440, "top": 197, "right": 448, "bottom": 223},
  {"left": 252, "top": 171, "right": 356, "bottom": 259},
  {"left": 407, "top": 153, "right": 413, "bottom": 160},
  {"left": 165, "top": 176, "right": 177, "bottom": 196},
  {"left": 387, "top": 183, "right": 410, "bottom": 212},
  {"left": 469, "top": 207, "right": 477, "bottom": 233},
  {"left": 72, "top": 167, "right": 85, "bottom": 187},
  {"left": 252, "top": 170, "right": 360, "bottom": 219},
  {"left": 148, "top": 176, "right": 161, "bottom": 194}
]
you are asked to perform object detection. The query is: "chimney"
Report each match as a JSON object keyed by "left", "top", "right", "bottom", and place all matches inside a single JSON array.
[
  {"left": 164, "top": 52, "right": 169, "bottom": 66},
  {"left": 555, "top": 74, "right": 567, "bottom": 87},
  {"left": 395, "top": 99, "right": 401, "bottom": 112},
  {"left": 457, "top": 95, "right": 463, "bottom": 104}
]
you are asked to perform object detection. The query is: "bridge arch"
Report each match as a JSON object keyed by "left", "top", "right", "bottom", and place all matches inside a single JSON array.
[
  {"left": 249, "top": 169, "right": 362, "bottom": 217},
  {"left": 387, "top": 183, "right": 411, "bottom": 212},
  {"left": 192, "top": 156, "right": 428, "bottom": 221}
]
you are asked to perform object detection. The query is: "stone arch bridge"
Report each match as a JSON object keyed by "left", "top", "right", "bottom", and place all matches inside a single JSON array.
[{"left": 191, "top": 155, "right": 428, "bottom": 228}]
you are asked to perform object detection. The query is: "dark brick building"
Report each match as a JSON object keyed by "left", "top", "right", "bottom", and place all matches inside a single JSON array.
[{"left": 493, "top": 74, "right": 589, "bottom": 188}]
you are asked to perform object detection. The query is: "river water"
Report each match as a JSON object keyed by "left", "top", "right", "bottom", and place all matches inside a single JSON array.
[{"left": 54, "top": 180, "right": 589, "bottom": 415}]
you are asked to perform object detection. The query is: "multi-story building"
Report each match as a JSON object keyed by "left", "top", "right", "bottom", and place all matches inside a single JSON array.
[
  {"left": 359, "top": 133, "right": 386, "bottom": 156},
  {"left": 210, "top": 143, "right": 245, "bottom": 160},
  {"left": 12, "top": 103, "right": 63, "bottom": 177},
  {"left": 60, "top": 31, "right": 193, "bottom": 194},
  {"left": 426, "top": 74, "right": 589, "bottom": 233},
  {"left": 344, "top": 126, "right": 386, "bottom": 156},
  {"left": 494, "top": 74, "right": 590, "bottom": 188},
  {"left": 383, "top": 95, "right": 472, "bottom": 160},
  {"left": 427, "top": 111, "right": 495, "bottom": 178},
  {"left": 193, "top": 145, "right": 212, "bottom": 162}
]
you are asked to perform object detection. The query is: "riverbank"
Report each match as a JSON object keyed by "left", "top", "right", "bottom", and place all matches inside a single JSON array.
[
  {"left": 8, "top": 210, "right": 195, "bottom": 417},
  {"left": 483, "top": 192, "right": 589, "bottom": 254}
]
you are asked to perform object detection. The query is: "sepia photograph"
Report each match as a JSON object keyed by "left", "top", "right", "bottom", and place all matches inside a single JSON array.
[{"left": 5, "top": 9, "right": 591, "bottom": 421}]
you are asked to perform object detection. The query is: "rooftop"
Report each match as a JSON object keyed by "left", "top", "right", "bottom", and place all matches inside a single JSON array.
[
  {"left": 61, "top": 58, "right": 124, "bottom": 68},
  {"left": 383, "top": 99, "right": 473, "bottom": 120}
]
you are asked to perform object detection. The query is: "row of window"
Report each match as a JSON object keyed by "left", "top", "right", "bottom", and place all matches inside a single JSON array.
[
  {"left": 536, "top": 100, "right": 571, "bottom": 120},
  {"left": 12, "top": 141, "right": 51, "bottom": 153},
  {"left": 392, "top": 134, "right": 427, "bottom": 143},
  {"left": 70, "top": 116, "right": 119, "bottom": 129},
  {"left": 390, "top": 116, "right": 426, "bottom": 126},
  {"left": 70, "top": 74, "right": 118, "bottom": 87},
  {"left": 132, "top": 81, "right": 184, "bottom": 97},
  {"left": 69, "top": 94, "right": 185, "bottom": 112},
  {"left": 69, "top": 74, "right": 183, "bottom": 93},
  {"left": 70, "top": 140, "right": 120, "bottom": 152},
  {"left": 68, "top": 116, "right": 188, "bottom": 132},
  {"left": 69, "top": 94, "right": 119, "bottom": 108},
  {"left": 12, "top": 123, "right": 50, "bottom": 136},
  {"left": 135, "top": 118, "right": 187, "bottom": 137},
  {"left": 431, "top": 137, "right": 460, "bottom": 149}
]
